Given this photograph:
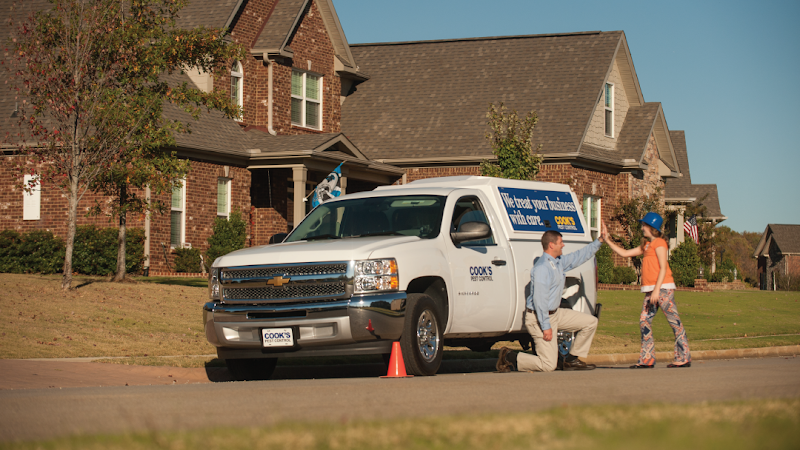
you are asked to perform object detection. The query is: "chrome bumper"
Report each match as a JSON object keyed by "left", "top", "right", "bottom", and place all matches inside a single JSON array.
[{"left": 203, "top": 292, "right": 406, "bottom": 359}]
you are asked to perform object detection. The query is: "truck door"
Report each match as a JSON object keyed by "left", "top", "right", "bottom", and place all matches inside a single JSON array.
[{"left": 445, "top": 195, "right": 514, "bottom": 334}]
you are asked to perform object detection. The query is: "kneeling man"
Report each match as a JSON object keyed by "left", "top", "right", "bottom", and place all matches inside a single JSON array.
[{"left": 497, "top": 229, "right": 605, "bottom": 372}]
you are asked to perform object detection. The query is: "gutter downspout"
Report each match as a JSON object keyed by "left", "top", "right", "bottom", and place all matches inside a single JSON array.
[
  {"left": 144, "top": 185, "right": 151, "bottom": 275},
  {"left": 267, "top": 59, "right": 277, "bottom": 136}
]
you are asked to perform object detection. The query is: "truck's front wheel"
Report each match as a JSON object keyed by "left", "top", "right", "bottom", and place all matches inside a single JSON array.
[{"left": 400, "top": 294, "right": 444, "bottom": 376}]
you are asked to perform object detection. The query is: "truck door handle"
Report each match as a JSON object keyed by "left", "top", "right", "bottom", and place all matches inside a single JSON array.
[{"left": 492, "top": 259, "right": 506, "bottom": 266}]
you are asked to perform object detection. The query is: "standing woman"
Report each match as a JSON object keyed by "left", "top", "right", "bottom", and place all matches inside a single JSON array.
[{"left": 602, "top": 213, "right": 691, "bottom": 368}]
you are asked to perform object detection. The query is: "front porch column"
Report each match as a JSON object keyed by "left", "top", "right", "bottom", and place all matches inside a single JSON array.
[
  {"left": 292, "top": 166, "right": 308, "bottom": 228},
  {"left": 677, "top": 208, "right": 685, "bottom": 244},
  {"left": 340, "top": 176, "right": 347, "bottom": 195}
]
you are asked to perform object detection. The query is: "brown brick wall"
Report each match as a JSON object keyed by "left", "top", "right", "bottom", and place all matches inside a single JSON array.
[
  {"left": 0, "top": 156, "right": 145, "bottom": 233},
  {"left": 405, "top": 166, "right": 481, "bottom": 183},
  {"left": 148, "top": 162, "right": 252, "bottom": 272},
  {"left": 1, "top": 156, "right": 251, "bottom": 273}
]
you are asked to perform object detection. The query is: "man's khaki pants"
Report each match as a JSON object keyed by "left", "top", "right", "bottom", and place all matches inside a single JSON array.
[{"left": 516, "top": 308, "right": 598, "bottom": 372}]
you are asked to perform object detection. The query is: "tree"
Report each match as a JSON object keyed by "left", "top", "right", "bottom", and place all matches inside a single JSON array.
[
  {"left": 89, "top": 149, "right": 189, "bottom": 282},
  {"left": 6, "top": 0, "right": 245, "bottom": 289},
  {"left": 610, "top": 192, "right": 664, "bottom": 282},
  {"left": 480, "top": 102, "right": 543, "bottom": 180}
]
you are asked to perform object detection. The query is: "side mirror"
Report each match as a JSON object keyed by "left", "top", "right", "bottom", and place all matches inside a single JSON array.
[
  {"left": 269, "top": 233, "right": 288, "bottom": 244},
  {"left": 450, "top": 221, "right": 491, "bottom": 245}
]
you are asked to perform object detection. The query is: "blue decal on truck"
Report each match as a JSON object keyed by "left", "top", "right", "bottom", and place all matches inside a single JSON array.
[{"left": 498, "top": 187, "right": 585, "bottom": 234}]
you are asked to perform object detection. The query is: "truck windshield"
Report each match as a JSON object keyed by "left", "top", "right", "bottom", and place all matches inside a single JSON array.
[{"left": 285, "top": 195, "right": 446, "bottom": 242}]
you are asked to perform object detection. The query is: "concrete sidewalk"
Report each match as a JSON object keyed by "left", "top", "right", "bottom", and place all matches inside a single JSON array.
[{"left": 2, "top": 345, "right": 798, "bottom": 390}]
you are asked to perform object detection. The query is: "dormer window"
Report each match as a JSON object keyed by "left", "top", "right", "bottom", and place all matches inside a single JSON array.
[
  {"left": 231, "top": 61, "right": 243, "bottom": 121},
  {"left": 604, "top": 82, "right": 614, "bottom": 137},
  {"left": 291, "top": 70, "right": 322, "bottom": 130}
]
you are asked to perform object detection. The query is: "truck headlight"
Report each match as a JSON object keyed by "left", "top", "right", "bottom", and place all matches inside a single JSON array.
[
  {"left": 208, "top": 268, "right": 221, "bottom": 300},
  {"left": 354, "top": 259, "right": 399, "bottom": 293}
]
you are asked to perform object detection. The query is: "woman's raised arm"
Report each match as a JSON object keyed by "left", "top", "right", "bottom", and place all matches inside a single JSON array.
[{"left": 601, "top": 221, "right": 643, "bottom": 258}]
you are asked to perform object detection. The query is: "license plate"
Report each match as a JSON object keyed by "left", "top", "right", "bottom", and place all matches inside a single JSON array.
[{"left": 261, "top": 328, "right": 294, "bottom": 348}]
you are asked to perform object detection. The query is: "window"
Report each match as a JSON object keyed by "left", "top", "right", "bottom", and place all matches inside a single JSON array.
[
  {"left": 291, "top": 70, "right": 322, "bottom": 130},
  {"left": 170, "top": 179, "right": 186, "bottom": 247},
  {"left": 450, "top": 196, "right": 495, "bottom": 246},
  {"left": 604, "top": 82, "right": 614, "bottom": 137},
  {"left": 217, "top": 178, "right": 231, "bottom": 218},
  {"left": 231, "top": 61, "right": 243, "bottom": 121},
  {"left": 583, "top": 196, "right": 601, "bottom": 240},
  {"left": 22, "top": 174, "right": 40, "bottom": 221}
]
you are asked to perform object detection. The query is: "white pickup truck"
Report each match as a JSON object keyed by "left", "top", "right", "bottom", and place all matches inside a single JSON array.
[{"left": 204, "top": 176, "right": 600, "bottom": 379}]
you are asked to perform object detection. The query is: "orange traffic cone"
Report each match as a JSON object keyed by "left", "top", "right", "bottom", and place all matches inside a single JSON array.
[{"left": 381, "top": 341, "right": 413, "bottom": 378}]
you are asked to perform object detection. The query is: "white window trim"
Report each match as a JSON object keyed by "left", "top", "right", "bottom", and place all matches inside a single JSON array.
[
  {"left": 171, "top": 178, "right": 186, "bottom": 248},
  {"left": 604, "top": 82, "right": 614, "bottom": 138},
  {"left": 22, "top": 174, "right": 40, "bottom": 221},
  {"left": 291, "top": 70, "right": 323, "bottom": 131},
  {"left": 231, "top": 61, "right": 243, "bottom": 122},
  {"left": 217, "top": 177, "right": 231, "bottom": 218},
  {"left": 583, "top": 195, "right": 601, "bottom": 240}
]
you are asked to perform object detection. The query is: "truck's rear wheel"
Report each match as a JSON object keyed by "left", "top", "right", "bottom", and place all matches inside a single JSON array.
[
  {"left": 400, "top": 294, "right": 444, "bottom": 376},
  {"left": 225, "top": 358, "right": 277, "bottom": 381}
]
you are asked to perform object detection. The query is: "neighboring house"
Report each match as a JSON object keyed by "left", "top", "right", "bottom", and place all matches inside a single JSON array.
[
  {"left": 753, "top": 224, "right": 800, "bottom": 290},
  {"left": 1, "top": 0, "right": 724, "bottom": 274},
  {"left": 341, "top": 31, "right": 682, "bottom": 248},
  {"left": 664, "top": 131, "right": 726, "bottom": 266}
]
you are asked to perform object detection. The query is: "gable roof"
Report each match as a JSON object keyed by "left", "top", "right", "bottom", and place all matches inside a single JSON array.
[
  {"left": 249, "top": 0, "right": 360, "bottom": 73},
  {"left": 665, "top": 130, "right": 693, "bottom": 198},
  {"left": 342, "top": 31, "right": 624, "bottom": 162},
  {"left": 175, "top": 0, "right": 243, "bottom": 30},
  {"left": 754, "top": 224, "right": 800, "bottom": 257}
]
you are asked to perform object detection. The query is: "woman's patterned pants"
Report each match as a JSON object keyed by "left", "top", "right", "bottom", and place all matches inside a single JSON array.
[{"left": 639, "top": 289, "right": 691, "bottom": 365}]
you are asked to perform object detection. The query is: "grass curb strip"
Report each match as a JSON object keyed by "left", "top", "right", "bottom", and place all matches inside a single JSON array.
[{"left": 584, "top": 344, "right": 800, "bottom": 365}]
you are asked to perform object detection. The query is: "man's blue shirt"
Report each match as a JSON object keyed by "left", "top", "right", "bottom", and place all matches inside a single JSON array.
[{"left": 526, "top": 239, "right": 602, "bottom": 330}]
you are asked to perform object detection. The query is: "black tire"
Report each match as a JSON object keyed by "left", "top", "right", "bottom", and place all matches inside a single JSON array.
[
  {"left": 225, "top": 358, "right": 277, "bottom": 381},
  {"left": 400, "top": 294, "right": 444, "bottom": 376}
]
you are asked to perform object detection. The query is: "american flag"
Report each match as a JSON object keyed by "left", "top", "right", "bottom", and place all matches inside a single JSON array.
[{"left": 684, "top": 214, "right": 699, "bottom": 244}]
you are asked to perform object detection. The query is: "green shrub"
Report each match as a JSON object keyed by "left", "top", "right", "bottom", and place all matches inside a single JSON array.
[
  {"left": 596, "top": 244, "right": 616, "bottom": 284},
  {"left": 206, "top": 210, "right": 247, "bottom": 269},
  {"left": 72, "top": 225, "right": 145, "bottom": 276},
  {"left": 669, "top": 239, "right": 702, "bottom": 287},
  {"left": 613, "top": 265, "right": 638, "bottom": 284},
  {"left": 174, "top": 247, "right": 202, "bottom": 273},
  {"left": 710, "top": 258, "right": 738, "bottom": 282},
  {"left": 0, "top": 229, "right": 65, "bottom": 274}
]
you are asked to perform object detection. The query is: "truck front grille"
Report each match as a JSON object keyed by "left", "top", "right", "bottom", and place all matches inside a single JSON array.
[
  {"left": 222, "top": 263, "right": 347, "bottom": 280},
  {"left": 220, "top": 262, "right": 351, "bottom": 304},
  {"left": 224, "top": 282, "right": 346, "bottom": 301}
]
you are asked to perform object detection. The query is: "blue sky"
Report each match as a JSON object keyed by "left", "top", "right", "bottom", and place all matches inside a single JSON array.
[{"left": 333, "top": 0, "right": 800, "bottom": 233}]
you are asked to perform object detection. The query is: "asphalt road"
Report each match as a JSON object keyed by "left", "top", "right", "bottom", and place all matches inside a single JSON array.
[{"left": 1, "top": 356, "right": 799, "bottom": 443}]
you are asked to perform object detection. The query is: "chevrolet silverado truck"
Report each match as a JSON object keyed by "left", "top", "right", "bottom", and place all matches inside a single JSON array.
[{"left": 204, "top": 176, "right": 600, "bottom": 380}]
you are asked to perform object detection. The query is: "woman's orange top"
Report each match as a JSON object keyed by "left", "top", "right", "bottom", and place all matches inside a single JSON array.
[{"left": 641, "top": 238, "right": 674, "bottom": 287}]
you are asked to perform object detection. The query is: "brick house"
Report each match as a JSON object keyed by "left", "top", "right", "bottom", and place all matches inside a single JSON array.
[
  {"left": 341, "top": 31, "right": 684, "bottom": 250},
  {"left": 664, "top": 130, "right": 726, "bottom": 254},
  {"left": 753, "top": 224, "right": 800, "bottom": 290},
  {"left": 2, "top": 0, "right": 723, "bottom": 274}
]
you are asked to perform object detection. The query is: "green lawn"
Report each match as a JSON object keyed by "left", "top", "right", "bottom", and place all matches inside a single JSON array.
[
  {"left": 3, "top": 399, "right": 798, "bottom": 450},
  {"left": 591, "top": 290, "right": 800, "bottom": 354},
  {"left": 2, "top": 273, "right": 798, "bottom": 365}
]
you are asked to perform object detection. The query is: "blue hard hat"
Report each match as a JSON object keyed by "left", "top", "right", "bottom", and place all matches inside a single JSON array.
[{"left": 639, "top": 212, "right": 663, "bottom": 230}]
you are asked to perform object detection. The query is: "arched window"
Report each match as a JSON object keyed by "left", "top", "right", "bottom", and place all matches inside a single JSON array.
[{"left": 231, "top": 61, "right": 243, "bottom": 120}]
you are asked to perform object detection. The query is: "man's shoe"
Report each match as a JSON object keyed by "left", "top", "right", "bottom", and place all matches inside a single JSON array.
[
  {"left": 557, "top": 354, "right": 565, "bottom": 371},
  {"left": 496, "top": 347, "right": 516, "bottom": 373},
  {"left": 562, "top": 358, "right": 596, "bottom": 371}
]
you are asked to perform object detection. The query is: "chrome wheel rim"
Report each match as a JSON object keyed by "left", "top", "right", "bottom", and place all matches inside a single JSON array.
[{"left": 416, "top": 309, "right": 439, "bottom": 362}]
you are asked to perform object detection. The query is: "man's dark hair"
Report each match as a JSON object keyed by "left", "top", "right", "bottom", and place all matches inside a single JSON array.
[{"left": 542, "top": 230, "right": 562, "bottom": 251}]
